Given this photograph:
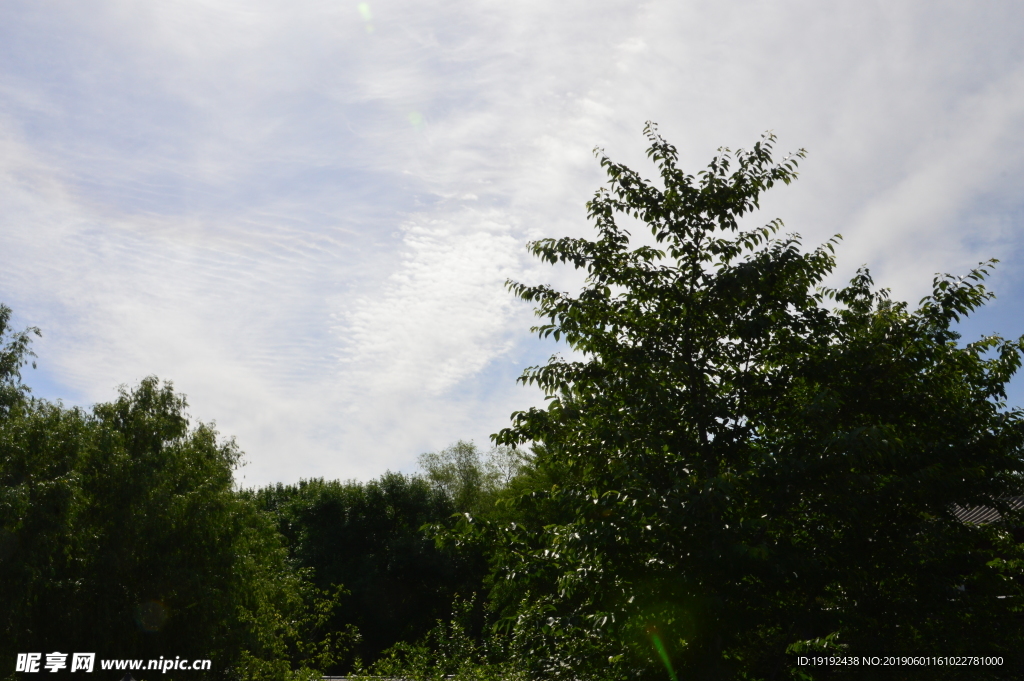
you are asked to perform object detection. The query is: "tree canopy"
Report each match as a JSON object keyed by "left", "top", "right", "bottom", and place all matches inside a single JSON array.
[
  {"left": 0, "top": 374, "right": 351, "bottom": 680},
  {"left": 477, "top": 124, "right": 1024, "bottom": 680},
  {"left": 252, "top": 471, "right": 477, "bottom": 668},
  {"left": 251, "top": 441, "right": 530, "bottom": 671}
]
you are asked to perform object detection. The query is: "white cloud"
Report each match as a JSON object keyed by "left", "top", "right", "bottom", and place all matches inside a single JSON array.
[{"left": 2, "top": 0, "right": 1024, "bottom": 485}]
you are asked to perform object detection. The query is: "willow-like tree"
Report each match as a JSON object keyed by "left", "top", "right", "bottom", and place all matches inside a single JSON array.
[{"left": 487, "top": 125, "right": 1024, "bottom": 680}]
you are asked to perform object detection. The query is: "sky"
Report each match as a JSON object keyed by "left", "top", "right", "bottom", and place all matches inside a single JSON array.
[{"left": 2, "top": 1, "right": 1024, "bottom": 487}]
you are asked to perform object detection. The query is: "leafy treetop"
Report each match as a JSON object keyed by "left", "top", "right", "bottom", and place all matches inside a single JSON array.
[{"left": 485, "top": 123, "right": 1024, "bottom": 681}]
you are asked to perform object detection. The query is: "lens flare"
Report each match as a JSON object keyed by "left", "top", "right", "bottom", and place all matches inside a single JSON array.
[
  {"left": 651, "top": 633, "right": 679, "bottom": 681},
  {"left": 357, "top": 3, "right": 374, "bottom": 32}
]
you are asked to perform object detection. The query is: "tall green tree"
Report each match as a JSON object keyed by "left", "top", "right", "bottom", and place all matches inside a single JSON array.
[
  {"left": 484, "top": 125, "right": 1024, "bottom": 680},
  {"left": 1, "top": 373, "right": 351, "bottom": 680}
]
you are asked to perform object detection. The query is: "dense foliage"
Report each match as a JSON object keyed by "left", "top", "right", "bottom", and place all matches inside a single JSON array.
[
  {"left": 248, "top": 441, "right": 531, "bottom": 672},
  {"left": 0, "top": 314, "right": 350, "bottom": 680},
  {"left": 474, "top": 125, "right": 1024, "bottom": 680},
  {"left": 0, "top": 303, "right": 507, "bottom": 678},
  {"left": 252, "top": 470, "right": 481, "bottom": 669}
]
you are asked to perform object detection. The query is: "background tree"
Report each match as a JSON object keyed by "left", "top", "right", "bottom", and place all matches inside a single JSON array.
[
  {"left": 253, "top": 442, "right": 530, "bottom": 673},
  {"left": 253, "top": 470, "right": 485, "bottom": 671},
  {"left": 480, "top": 124, "right": 1024, "bottom": 680},
  {"left": 418, "top": 440, "right": 529, "bottom": 517},
  {"left": 419, "top": 441, "right": 494, "bottom": 514},
  {"left": 0, "top": 304, "right": 39, "bottom": 417}
]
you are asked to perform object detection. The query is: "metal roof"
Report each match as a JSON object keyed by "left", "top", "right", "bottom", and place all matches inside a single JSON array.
[{"left": 952, "top": 495, "right": 1024, "bottom": 525}]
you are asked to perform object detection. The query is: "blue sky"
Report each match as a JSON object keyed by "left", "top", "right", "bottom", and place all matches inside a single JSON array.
[{"left": 3, "top": 1, "right": 1024, "bottom": 486}]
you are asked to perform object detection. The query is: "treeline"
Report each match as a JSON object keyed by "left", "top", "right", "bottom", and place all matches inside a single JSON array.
[
  {"left": 247, "top": 443, "right": 522, "bottom": 668},
  {"left": 0, "top": 305, "right": 521, "bottom": 677},
  {"left": 0, "top": 302, "right": 537, "bottom": 678}
]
